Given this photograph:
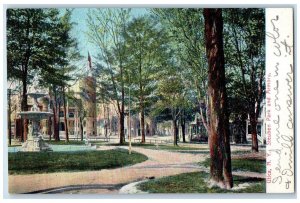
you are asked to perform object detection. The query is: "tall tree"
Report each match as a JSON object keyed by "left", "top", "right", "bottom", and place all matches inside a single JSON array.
[
  {"left": 203, "top": 8, "right": 233, "bottom": 188},
  {"left": 156, "top": 72, "right": 185, "bottom": 146},
  {"left": 40, "top": 9, "right": 81, "bottom": 142},
  {"left": 151, "top": 9, "right": 209, "bottom": 134},
  {"left": 7, "top": 9, "right": 55, "bottom": 141},
  {"left": 223, "top": 9, "right": 265, "bottom": 151},
  {"left": 7, "top": 8, "right": 79, "bottom": 141},
  {"left": 87, "top": 8, "right": 131, "bottom": 144},
  {"left": 124, "top": 16, "right": 166, "bottom": 143}
]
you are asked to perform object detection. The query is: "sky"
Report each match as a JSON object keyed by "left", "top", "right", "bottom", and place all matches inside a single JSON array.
[{"left": 68, "top": 8, "right": 149, "bottom": 69}]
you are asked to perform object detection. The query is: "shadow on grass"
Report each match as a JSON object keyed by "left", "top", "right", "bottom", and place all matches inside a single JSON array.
[
  {"left": 201, "top": 158, "right": 266, "bottom": 173},
  {"left": 138, "top": 171, "right": 265, "bottom": 193}
]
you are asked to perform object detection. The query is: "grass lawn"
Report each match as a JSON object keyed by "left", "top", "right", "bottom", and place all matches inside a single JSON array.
[
  {"left": 45, "top": 140, "right": 85, "bottom": 145},
  {"left": 46, "top": 140, "right": 109, "bottom": 145},
  {"left": 98, "top": 142, "right": 208, "bottom": 151},
  {"left": 176, "top": 150, "right": 210, "bottom": 154},
  {"left": 201, "top": 158, "right": 266, "bottom": 173},
  {"left": 147, "top": 144, "right": 207, "bottom": 151},
  {"left": 8, "top": 145, "right": 22, "bottom": 147},
  {"left": 8, "top": 149, "right": 147, "bottom": 175},
  {"left": 138, "top": 171, "right": 265, "bottom": 193}
]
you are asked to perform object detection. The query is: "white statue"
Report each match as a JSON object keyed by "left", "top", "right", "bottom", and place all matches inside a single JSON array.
[{"left": 28, "top": 123, "right": 33, "bottom": 139}]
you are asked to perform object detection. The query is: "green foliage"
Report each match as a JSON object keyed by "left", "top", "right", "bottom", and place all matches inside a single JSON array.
[
  {"left": 155, "top": 75, "right": 184, "bottom": 115},
  {"left": 202, "top": 158, "right": 266, "bottom": 173},
  {"left": 152, "top": 8, "right": 207, "bottom": 103},
  {"left": 87, "top": 8, "right": 131, "bottom": 104},
  {"left": 7, "top": 9, "right": 79, "bottom": 85},
  {"left": 223, "top": 9, "right": 265, "bottom": 120},
  {"left": 138, "top": 171, "right": 265, "bottom": 193},
  {"left": 8, "top": 149, "right": 147, "bottom": 174},
  {"left": 124, "top": 16, "right": 167, "bottom": 115}
]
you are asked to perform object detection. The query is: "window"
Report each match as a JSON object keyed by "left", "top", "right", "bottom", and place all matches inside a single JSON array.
[
  {"left": 59, "top": 122, "right": 65, "bottom": 131},
  {"left": 257, "top": 125, "right": 262, "bottom": 136},
  {"left": 247, "top": 125, "right": 252, "bottom": 134},
  {"left": 69, "top": 112, "right": 74, "bottom": 118},
  {"left": 59, "top": 111, "right": 64, "bottom": 117}
]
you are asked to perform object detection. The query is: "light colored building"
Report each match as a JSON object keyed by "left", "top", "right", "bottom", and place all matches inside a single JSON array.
[{"left": 245, "top": 99, "right": 266, "bottom": 144}]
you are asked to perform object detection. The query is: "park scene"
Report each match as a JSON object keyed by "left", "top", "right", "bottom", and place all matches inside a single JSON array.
[{"left": 7, "top": 8, "right": 266, "bottom": 194}]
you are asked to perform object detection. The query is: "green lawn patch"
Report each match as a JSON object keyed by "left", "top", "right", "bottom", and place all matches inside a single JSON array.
[
  {"left": 97, "top": 142, "right": 155, "bottom": 147},
  {"left": 45, "top": 140, "right": 85, "bottom": 145},
  {"left": 147, "top": 145, "right": 207, "bottom": 151},
  {"left": 8, "top": 149, "right": 147, "bottom": 175},
  {"left": 201, "top": 158, "right": 266, "bottom": 173},
  {"left": 176, "top": 150, "right": 210, "bottom": 154},
  {"left": 97, "top": 142, "right": 207, "bottom": 151},
  {"left": 138, "top": 171, "right": 265, "bottom": 193},
  {"left": 8, "top": 145, "right": 22, "bottom": 147}
]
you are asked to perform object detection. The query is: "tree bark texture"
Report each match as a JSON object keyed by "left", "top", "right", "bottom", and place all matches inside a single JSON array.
[
  {"left": 250, "top": 110, "right": 259, "bottom": 152},
  {"left": 141, "top": 109, "right": 145, "bottom": 143},
  {"left": 119, "top": 112, "right": 125, "bottom": 144},
  {"left": 62, "top": 88, "right": 69, "bottom": 142},
  {"left": 80, "top": 117, "right": 84, "bottom": 141},
  {"left": 181, "top": 116, "right": 186, "bottom": 143},
  {"left": 173, "top": 119, "right": 178, "bottom": 146},
  {"left": 204, "top": 8, "right": 233, "bottom": 189},
  {"left": 21, "top": 73, "right": 28, "bottom": 142},
  {"left": 48, "top": 117, "right": 52, "bottom": 140}
]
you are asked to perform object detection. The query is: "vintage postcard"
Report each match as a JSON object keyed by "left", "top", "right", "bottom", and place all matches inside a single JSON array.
[{"left": 4, "top": 5, "right": 294, "bottom": 196}]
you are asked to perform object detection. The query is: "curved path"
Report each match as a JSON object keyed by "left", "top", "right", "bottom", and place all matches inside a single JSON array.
[{"left": 9, "top": 147, "right": 207, "bottom": 194}]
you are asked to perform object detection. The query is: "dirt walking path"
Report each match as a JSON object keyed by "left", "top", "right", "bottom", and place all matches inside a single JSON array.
[{"left": 9, "top": 147, "right": 207, "bottom": 194}]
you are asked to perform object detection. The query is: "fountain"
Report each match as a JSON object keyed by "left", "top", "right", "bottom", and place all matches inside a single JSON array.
[{"left": 18, "top": 76, "right": 53, "bottom": 152}]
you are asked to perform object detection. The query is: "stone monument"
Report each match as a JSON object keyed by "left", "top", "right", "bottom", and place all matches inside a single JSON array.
[{"left": 18, "top": 75, "right": 53, "bottom": 152}]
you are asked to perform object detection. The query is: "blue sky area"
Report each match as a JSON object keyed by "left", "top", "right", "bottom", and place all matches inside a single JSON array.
[{"left": 68, "top": 8, "right": 148, "bottom": 68}]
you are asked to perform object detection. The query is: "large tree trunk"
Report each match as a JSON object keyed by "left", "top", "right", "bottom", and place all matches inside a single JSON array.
[
  {"left": 21, "top": 73, "right": 28, "bottom": 142},
  {"left": 52, "top": 103, "right": 60, "bottom": 141},
  {"left": 48, "top": 117, "right": 52, "bottom": 141},
  {"left": 53, "top": 111, "right": 60, "bottom": 141},
  {"left": 250, "top": 110, "right": 259, "bottom": 152},
  {"left": 250, "top": 70, "right": 263, "bottom": 152},
  {"left": 119, "top": 112, "right": 125, "bottom": 144},
  {"left": 80, "top": 117, "right": 84, "bottom": 141},
  {"left": 139, "top": 58, "right": 146, "bottom": 143},
  {"left": 172, "top": 119, "right": 178, "bottom": 146},
  {"left": 181, "top": 115, "right": 186, "bottom": 143},
  {"left": 62, "top": 88, "right": 69, "bottom": 142},
  {"left": 119, "top": 64, "right": 125, "bottom": 144},
  {"left": 140, "top": 109, "right": 145, "bottom": 143},
  {"left": 204, "top": 8, "right": 233, "bottom": 189},
  {"left": 107, "top": 106, "right": 111, "bottom": 136},
  {"left": 51, "top": 89, "right": 60, "bottom": 141}
]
